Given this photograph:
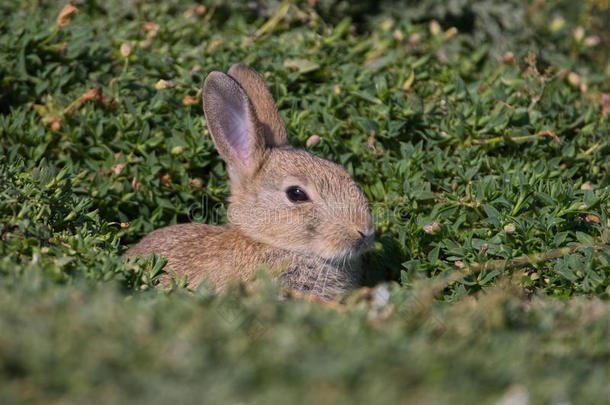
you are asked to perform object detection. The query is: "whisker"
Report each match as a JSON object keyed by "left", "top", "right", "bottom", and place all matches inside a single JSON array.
[
  {"left": 312, "top": 254, "right": 329, "bottom": 293},
  {"left": 320, "top": 256, "right": 333, "bottom": 297}
]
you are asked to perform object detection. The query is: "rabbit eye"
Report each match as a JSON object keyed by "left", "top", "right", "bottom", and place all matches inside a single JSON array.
[{"left": 286, "top": 186, "right": 310, "bottom": 203}]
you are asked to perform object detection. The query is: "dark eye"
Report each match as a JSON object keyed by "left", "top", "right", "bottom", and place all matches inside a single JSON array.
[{"left": 286, "top": 186, "right": 310, "bottom": 203}]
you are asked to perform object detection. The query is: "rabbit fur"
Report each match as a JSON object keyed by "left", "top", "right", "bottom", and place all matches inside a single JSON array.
[{"left": 126, "top": 64, "right": 374, "bottom": 299}]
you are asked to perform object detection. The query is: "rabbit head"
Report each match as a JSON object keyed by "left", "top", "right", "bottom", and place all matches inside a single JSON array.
[{"left": 203, "top": 64, "right": 374, "bottom": 263}]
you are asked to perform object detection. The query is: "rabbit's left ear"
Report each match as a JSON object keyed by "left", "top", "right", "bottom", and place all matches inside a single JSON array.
[
  {"left": 203, "top": 71, "right": 266, "bottom": 185},
  {"left": 228, "top": 63, "right": 288, "bottom": 148}
]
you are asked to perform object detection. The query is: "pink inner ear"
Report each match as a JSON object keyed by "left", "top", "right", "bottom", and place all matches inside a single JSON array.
[{"left": 224, "top": 98, "right": 251, "bottom": 167}]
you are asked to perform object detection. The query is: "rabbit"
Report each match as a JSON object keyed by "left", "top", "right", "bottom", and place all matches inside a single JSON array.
[{"left": 126, "top": 63, "right": 374, "bottom": 300}]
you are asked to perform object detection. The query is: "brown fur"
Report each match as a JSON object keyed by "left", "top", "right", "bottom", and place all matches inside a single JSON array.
[{"left": 126, "top": 64, "right": 374, "bottom": 299}]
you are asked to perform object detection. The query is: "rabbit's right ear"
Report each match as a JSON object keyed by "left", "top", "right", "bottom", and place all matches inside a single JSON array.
[
  {"left": 227, "top": 63, "right": 288, "bottom": 148},
  {"left": 203, "top": 71, "right": 265, "bottom": 185}
]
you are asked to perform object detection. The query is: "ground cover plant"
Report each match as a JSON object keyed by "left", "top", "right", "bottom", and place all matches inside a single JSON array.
[{"left": 0, "top": 0, "right": 609, "bottom": 404}]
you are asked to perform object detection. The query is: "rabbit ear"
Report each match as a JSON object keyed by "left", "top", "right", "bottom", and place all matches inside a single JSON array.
[
  {"left": 203, "top": 71, "right": 265, "bottom": 184},
  {"left": 227, "top": 63, "right": 288, "bottom": 147}
]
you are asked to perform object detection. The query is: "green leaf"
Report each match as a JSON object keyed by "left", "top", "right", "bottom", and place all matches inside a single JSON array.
[{"left": 283, "top": 59, "right": 320, "bottom": 74}]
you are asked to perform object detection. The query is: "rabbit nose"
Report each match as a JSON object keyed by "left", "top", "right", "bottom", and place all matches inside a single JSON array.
[
  {"left": 357, "top": 228, "right": 374, "bottom": 239},
  {"left": 355, "top": 228, "right": 374, "bottom": 249}
]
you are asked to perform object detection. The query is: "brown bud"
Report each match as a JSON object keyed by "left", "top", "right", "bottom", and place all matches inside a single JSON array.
[
  {"left": 573, "top": 26, "right": 585, "bottom": 41},
  {"left": 155, "top": 79, "right": 176, "bottom": 90},
  {"left": 183, "top": 94, "right": 199, "bottom": 106},
  {"left": 141, "top": 22, "right": 160, "bottom": 39},
  {"left": 57, "top": 2, "right": 79, "bottom": 27},
  {"left": 567, "top": 72, "right": 581, "bottom": 87},
  {"left": 112, "top": 163, "right": 124, "bottom": 175},
  {"left": 585, "top": 214, "right": 600, "bottom": 224},
  {"left": 584, "top": 36, "right": 600, "bottom": 47},
  {"left": 423, "top": 222, "right": 441, "bottom": 234},
  {"left": 443, "top": 27, "right": 458, "bottom": 39},
  {"left": 50, "top": 117, "right": 61, "bottom": 132},
  {"left": 408, "top": 33, "right": 422, "bottom": 45},
  {"left": 131, "top": 177, "right": 141, "bottom": 193},
  {"left": 160, "top": 173, "right": 172, "bottom": 187},
  {"left": 120, "top": 43, "right": 132, "bottom": 58},
  {"left": 502, "top": 51, "right": 516, "bottom": 65},
  {"left": 188, "top": 178, "right": 203, "bottom": 190},
  {"left": 306, "top": 135, "right": 320, "bottom": 147},
  {"left": 503, "top": 224, "right": 516, "bottom": 233},
  {"left": 601, "top": 93, "right": 610, "bottom": 116},
  {"left": 80, "top": 87, "right": 101, "bottom": 104},
  {"left": 429, "top": 20, "right": 441, "bottom": 36}
]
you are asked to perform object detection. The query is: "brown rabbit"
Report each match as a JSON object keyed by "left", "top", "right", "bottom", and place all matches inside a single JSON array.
[{"left": 126, "top": 64, "right": 374, "bottom": 299}]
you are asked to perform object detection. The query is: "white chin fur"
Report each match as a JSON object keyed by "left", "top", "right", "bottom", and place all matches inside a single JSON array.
[{"left": 312, "top": 245, "right": 367, "bottom": 264}]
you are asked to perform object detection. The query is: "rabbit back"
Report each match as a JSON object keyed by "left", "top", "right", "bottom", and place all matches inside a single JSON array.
[{"left": 126, "top": 223, "right": 254, "bottom": 288}]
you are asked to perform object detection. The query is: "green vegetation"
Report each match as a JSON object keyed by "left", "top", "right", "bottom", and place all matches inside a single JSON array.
[{"left": 1, "top": 1, "right": 609, "bottom": 404}]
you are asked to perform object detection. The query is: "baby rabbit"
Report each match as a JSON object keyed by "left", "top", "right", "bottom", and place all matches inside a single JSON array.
[{"left": 126, "top": 64, "right": 374, "bottom": 299}]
